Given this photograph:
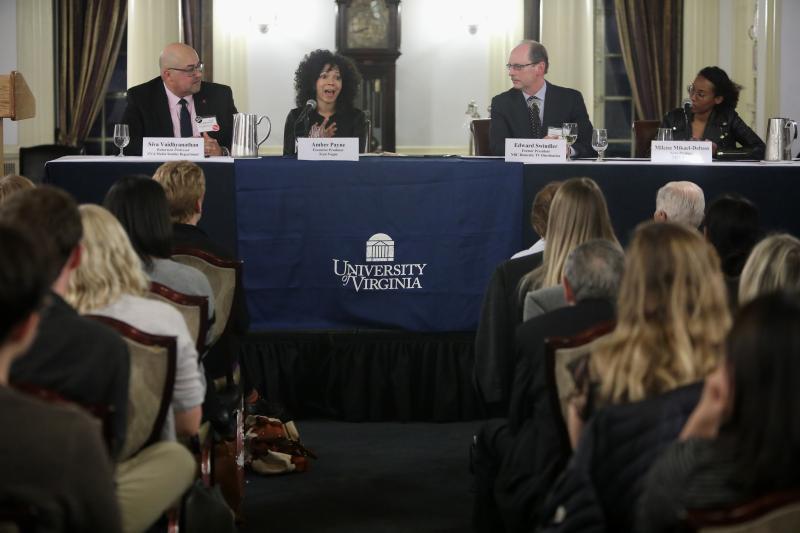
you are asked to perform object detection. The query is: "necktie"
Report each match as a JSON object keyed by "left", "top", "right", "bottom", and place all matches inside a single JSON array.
[
  {"left": 527, "top": 96, "right": 543, "bottom": 139},
  {"left": 178, "top": 98, "right": 193, "bottom": 137}
]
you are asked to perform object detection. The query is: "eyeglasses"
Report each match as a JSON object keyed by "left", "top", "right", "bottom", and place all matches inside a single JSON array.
[
  {"left": 169, "top": 62, "right": 204, "bottom": 75},
  {"left": 687, "top": 84, "right": 712, "bottom": 99},
  {"left": 506, "top": 62, "right": 536, "bottom": 71}
]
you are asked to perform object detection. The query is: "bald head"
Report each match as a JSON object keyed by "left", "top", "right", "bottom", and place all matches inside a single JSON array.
[
  {"left": 159, "top": 43, "right": 203, "bottom": 97},
  {"left": 654, "top": 181, "right": 705, "bottom": 228}
]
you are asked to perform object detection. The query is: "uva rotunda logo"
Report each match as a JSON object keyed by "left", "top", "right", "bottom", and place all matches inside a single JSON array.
[{"left": 332, "top": 233, "right": 426, "bottom": 292}]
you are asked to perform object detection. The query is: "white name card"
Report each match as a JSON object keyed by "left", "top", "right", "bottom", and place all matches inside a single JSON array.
[
  {"left": 143, "top": 137, "right": 204, "bottom": 159},
  {"left": 651, "top": 141, "right": 713, "bottom": 164},
  {"left": 298, "top": 138, "right": 359, "bottom": 161},
  {"left": 505, "top": 138, "right": 567, "bottom": 163}
]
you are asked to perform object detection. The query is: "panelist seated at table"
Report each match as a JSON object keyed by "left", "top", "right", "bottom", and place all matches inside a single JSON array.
[
  {"left": 283, "top": 49, "right": 367, "bottom": 155},
  {"left": 489, "top": 40, "right": 595, "bottom": 158},
  {"left": 661, "top": 66, "right": 765, "bottom": 159},
  {"left": 122, "top": 43, "right": 237, "bottom": 157}
]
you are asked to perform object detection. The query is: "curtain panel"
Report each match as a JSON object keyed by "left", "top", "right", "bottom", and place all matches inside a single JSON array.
[
  {"left": 614, "top": 0, "right": 683, "bottom": 121},
  {"left": 57, "top": 0, "right": 127, "bottom": 146},
  {"left": 181, "top": 0, "right": 214, "bottom": 81}
]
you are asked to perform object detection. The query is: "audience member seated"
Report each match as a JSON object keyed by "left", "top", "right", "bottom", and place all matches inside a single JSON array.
[
  {"left": 637, "top": 292, "right": 800, "bottom": 532},
  {"left": 653, "top": 181, "right": 705, "bottom": 229},
  {"left": 65, "top": 205, "right": 200, "bottom": 531},
  {"left": 539, "top": 221, "right": 731, "bottom": 533},
  {"left": 474, "top": 177, "right": 617, "bottom": 415},
  {"left": 0, "top": 223, "right": 123, "bottom": 532},
  {"left": 738, "top": 233, "right": 800, "bottom": 305},
  {"left": 511, "top": 180, "right": 561, "bottom": 259},
  {"left": 0, "top": 187, "right": 130, "bottom": 458},
  {"left": 521, "top": 177, "right": 618, "bottom": 320},
  {"left": 0, "top": 174, "right": 34, "bottom": 203},
  {"left": 104, "top": 175, "right": 215, "bottom": 323},
  {"left": 472, "top": 239, "right": 624, "bottom": 533},
  {"left": 703, "top": 194, "right": 761, "bottom": 308}
]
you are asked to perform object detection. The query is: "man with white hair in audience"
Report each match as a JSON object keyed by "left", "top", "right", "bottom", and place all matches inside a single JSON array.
[{"left": 653, "top": 181, "right": 705, "bottom": 228}]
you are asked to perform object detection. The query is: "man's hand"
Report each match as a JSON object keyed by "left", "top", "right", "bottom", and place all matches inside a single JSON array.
[{"left": 202, "top": 132, "right": 223, "bottom": 156}]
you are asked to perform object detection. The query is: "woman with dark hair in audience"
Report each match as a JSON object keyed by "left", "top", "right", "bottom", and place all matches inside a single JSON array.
[
  {"left": 282, "top": 49, "right": 366, "bottom": 155},
  {"left": 661, "top": 66, "right": 765, "bottom": 159},
  {"left": 703, "top": 194, "right": 761, "bottom": 307},
  {"left": 637, "top": 292, "right": 800, "bottom": 532},
  {"left": 738, "top": 233, "right": 800, "bottom": 305},
  {"left": 104, "top": 175, "right": 214, "bottom": 321},
  {"left": 539, "top": 222, "right": 731, "bottom": 532}
]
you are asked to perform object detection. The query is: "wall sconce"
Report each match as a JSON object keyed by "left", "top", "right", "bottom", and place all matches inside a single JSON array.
[
  {"left": 466, "top": 23, "right": 478, "bottom": 35},
  {"left": 254, "top": 15, "right": 278, "bottom": 34}
]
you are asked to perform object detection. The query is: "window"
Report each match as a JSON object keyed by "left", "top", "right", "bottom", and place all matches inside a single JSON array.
[
  {"left": 84, "top": 29, "right": 128, "bottom": 155},
  {"left": 593, "top": 0, "right": 634, "bottom": 157}
]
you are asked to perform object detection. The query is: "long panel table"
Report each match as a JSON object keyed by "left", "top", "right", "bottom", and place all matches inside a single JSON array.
[{"left": 44, "top": 156, "right": 800, "bottom": 421}]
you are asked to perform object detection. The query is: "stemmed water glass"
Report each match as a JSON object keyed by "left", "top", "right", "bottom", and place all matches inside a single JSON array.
[
  {"left": 562, "top": 122, "right": 578, "bottom": 159},
  {"left": 113, "top": 124, "right": 130, "bottom": 156},
  {"left": 592, "top": 128, "right": 608, "bottom": 162}
]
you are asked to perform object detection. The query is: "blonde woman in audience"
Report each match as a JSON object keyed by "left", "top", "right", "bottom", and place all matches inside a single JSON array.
[
  {"left": 66, "top": 204, "right": 205, "bottom": 441},
  {"left": 738, "top": 233, "right": 800, "bottom": 305},
  {"left": 0, "top": 174, "right": 35, "bottom": 203},
  {"left": 520, "top": 177, "right": 617, "bottom": 296}
]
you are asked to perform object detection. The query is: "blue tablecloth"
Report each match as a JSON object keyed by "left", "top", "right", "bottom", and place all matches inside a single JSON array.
[{"left": 236, "top": 157, "right": 524, "bottom": 332}]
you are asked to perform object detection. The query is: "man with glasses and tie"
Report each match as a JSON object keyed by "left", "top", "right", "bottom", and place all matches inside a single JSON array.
[
  {"left": 489, "top": 40, "right": 594, "bottom": 158},
  {"left": 122, "top": 43, "right": 237, "bottom": 156}
]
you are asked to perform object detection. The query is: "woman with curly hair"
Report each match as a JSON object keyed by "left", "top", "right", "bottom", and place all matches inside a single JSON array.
[
  {"left": 282, "top": 49, "right": 367, "bottom": 155},
  {"left": 660, "top": 66, "right": 764, "bottom": 159}
]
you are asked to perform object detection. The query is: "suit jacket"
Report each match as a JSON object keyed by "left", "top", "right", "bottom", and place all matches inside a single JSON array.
[
  {"left": 522, "top": 285, "right": 568, "bottom": 321},
  {"left": 661, "top": 106, "right": 765, "bottom": 159},
  {"left": 489, "top": 83, "right": 595, "bottom": 158},
  {"left": 122, "top": 76, "right": 237, "bottom": 156}
]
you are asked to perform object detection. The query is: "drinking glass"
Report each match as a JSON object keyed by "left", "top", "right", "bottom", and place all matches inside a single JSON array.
[
  {"left": 562, "top": 123, "right": 578, "bottom": 159},
  {"left": 656, "top": 128, "right": 673, "bottom": 141},
  {"left": 591, "top": 128, "right": 608, "bottom": 162},
  {"left": 113, "top": 124, "right": 130, "bottom": 156}
]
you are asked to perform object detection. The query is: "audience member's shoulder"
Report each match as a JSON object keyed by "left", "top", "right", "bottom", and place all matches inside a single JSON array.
[
  {"left": 503, "top": 251, "right": 543, "bottom": 277},
  {"left": 4, "top": 386, "right": 102, "bottom": 440}
]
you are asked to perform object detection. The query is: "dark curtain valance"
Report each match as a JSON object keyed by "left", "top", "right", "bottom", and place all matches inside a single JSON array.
[
  {"left": 57, "top": 0, "right": 127, "bottom": 146},
  {"left": 614, "top": 0, "right": 683, "bottom": 120}
]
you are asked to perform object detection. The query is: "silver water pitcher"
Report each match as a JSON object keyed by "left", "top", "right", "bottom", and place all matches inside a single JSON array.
[
  {"left": 231, "top": 113, "right": 271, "bottom": 158},
  {"left": 764, "top": 117, "right": 798, "bottom": 161}
]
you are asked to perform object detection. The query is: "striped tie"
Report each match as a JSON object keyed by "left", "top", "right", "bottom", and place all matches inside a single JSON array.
[{"left": 527, "top": 96, "right": 543, "bottom": 139}]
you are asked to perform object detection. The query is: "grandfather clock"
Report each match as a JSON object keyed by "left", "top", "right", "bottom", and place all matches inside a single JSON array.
[{"left": 335, "top": 0, "right": 401, "bottom": 152}]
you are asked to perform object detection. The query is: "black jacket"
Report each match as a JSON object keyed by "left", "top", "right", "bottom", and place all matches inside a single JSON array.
[
  {"left": 489, "top": 83, "right": 595, "bottom": 158},
  {"left": 122, "top": 76, "right": 237, "bottom": 156},
  {"left": 540, "top": 382, "right": 702, "bottom": 533},
  {"left": 660, "top": 107, "right": 765, "bottom": 159},
  {"left": 282, "top": 106, "right": 367, "bottom": 155}
]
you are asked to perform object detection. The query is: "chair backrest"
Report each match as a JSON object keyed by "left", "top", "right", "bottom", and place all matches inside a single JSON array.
[
  {"left": 0, "top": 500, "right": 39, "bottom": 533},
  {"left": 470, "top": 119, "right": 492, "bottom": 156},
  {"left": 19, "top": 144, "right": 83, "bottom": 184},
  {"left": 687, "top": 490, "right": 800, "bottom": 533},
  {"left": 544, "top": 320, "right": 616, "bottom": 452},
  {"left": 632, "top": 120, "right": 661, "bottom": 158},
  {"left": 85, "top": 315, "right": 177, "bottom": 462},
  {"left": 172, "top": 246, "right": 241, "bottom": 346},
  {"left": 147, "top": 281, "right": 209, "bottom": 355}
]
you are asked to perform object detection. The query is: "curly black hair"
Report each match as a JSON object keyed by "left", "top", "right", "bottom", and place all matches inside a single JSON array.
[
  {"left": 698, "top": 66, "right": 742, "bottom": 111},
  {"left": 293, "top": 49, "right": 362, "bottom": 110}
]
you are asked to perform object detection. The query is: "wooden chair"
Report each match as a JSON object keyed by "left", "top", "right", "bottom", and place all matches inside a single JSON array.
[
  {"left": 470, "top": 119, "right": 492, "bottom": 156},
  {"left": 687, "top": 490, "right": 800, "bottom": 532},
  {"left": 544, "top": 320, "right": 616, "bottom": 453},
  {"left": 86, "top": 315, "right": 177, "bottom": 462},
  {"left": 148, "top": 281, "right": 209, "bottom": 356},
  {"left": 632, "top": 120, "right": 661, "bottom": 158}
]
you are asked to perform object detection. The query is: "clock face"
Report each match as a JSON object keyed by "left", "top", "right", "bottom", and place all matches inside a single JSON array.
[{"left": 346, "top": 0, "right": 390, "bottom": 49}]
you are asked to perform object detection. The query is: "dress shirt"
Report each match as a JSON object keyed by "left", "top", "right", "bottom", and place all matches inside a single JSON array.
[{"left": 164, "top": 84, "right": 199, "bottom": 138}]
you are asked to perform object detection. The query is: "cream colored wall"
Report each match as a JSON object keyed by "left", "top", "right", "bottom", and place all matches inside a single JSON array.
[{"left": 127, "top": 0, "right": 180, "bottom": 88}]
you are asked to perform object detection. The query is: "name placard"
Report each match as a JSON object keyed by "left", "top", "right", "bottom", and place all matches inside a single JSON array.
[
  {"left": 505, "top": 138, "right": 567, "bottom": 163},
  {"left": 143, "top": 137, "right": 204, "bottom": 158},
  {"left": 651, "top": 141, "right": 713, "bottom": 164},
  {"left": 298, "top": 138, "right": 359, "bottom": 161}
]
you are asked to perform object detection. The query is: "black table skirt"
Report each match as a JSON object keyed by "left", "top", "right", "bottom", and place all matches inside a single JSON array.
[{"left": 241, "top": 331, "right": 483, "bottom": 422}]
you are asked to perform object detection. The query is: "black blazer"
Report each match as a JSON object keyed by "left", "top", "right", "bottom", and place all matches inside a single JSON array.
[
  {"left": 489, "top": 83, "right": 595, "bottom": 158},
  {"left": 282, "top": 106, "right": 367, "bottom": 155},
  {"left": 122, "top": 76, "right": 237, "bottom": 156},
  {"left": 661, "top": 106, "right": 765, "bottom": 159}
]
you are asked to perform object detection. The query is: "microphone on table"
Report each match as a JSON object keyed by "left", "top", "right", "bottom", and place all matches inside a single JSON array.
[
  {"left": 682, "top": 99, "right": 692, "bottom": 140},
  {"left": 294, "top": 99, "right": 318, "bottom": 154},
  {"left": 295, "top": 99, "right": 317, "bottom": 126}
]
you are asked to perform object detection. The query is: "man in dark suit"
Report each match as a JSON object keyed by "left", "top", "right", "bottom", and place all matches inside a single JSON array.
[
  {"left": 490, "top": 40, "right": 594, "bottom": 157},
  {"left": 122, "top": 43, "right": 237, "bottom": 156}
]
